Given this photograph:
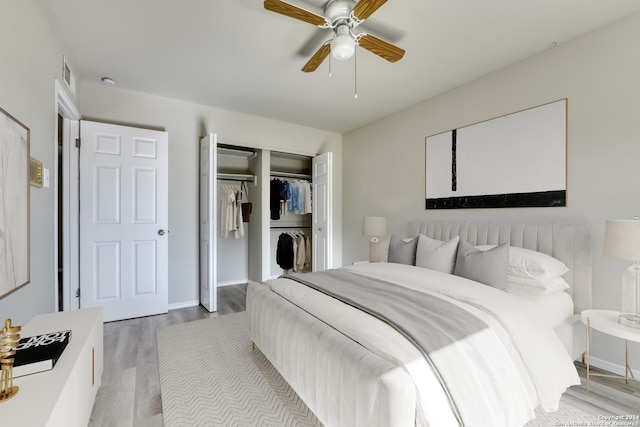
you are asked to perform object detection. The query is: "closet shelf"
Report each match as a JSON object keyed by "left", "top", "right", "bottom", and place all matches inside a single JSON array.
[
  {"left": 217, "top": 172, "right": 256, "bottom": 183},
  {"left": 271, "top": 171, "right": 311, "bottom": 180},
  {"left": 217, "top": 145, "right": 256, "bottom": 158}
]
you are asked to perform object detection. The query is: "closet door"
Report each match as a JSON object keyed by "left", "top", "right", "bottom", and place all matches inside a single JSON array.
[
  {"left": 312, "top": 152, "right": 332, "bottom": 271},
  {"left": 199, "top": 133, "right": 217, "bottom": 312}
]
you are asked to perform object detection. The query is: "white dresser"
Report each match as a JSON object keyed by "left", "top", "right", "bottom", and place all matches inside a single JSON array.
[{"left": 1, "top": 307, "right": 103, "bottom": 427}]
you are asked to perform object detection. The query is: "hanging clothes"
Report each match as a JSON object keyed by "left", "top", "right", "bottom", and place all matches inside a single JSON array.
[
  {"left": 276, "top": 233, "right": 294, "bottom": 270},
  {"left": 220, "top": 183, "right": 244, "bottom": 239},
  {"left": 241, "top": 181, "right": 252, "bottom": 223},
  {"left": 270, "top": 179, "right": 284, "bottom": 220},
  {"left": 276, "top": 230, "right": 311, "bottom": 274},
  {"left": 286, "top": 179, "right": 312, "bottom": 215}
]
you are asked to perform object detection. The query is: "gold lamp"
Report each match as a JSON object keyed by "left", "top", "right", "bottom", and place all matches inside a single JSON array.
[{"left": 0, "top": 318, "right": 21, "bottom": 402}]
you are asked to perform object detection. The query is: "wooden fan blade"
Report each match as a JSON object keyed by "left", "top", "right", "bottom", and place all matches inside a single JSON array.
[
  {"left": 358, "top": 33, "right": 405, "bottom": 62},
  {"left": 352, "top": 0, "right": 388, "bottom": 21},
  {"left": 302, "top": 44, "right": 330, "bottom": 72},
  {"left": 264, "top": 0, "right": 327, "bottom": 26}
]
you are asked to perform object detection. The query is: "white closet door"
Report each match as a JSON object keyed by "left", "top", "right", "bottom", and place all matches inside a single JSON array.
[
  {"left": 312, "top": 152, "right": 332, "bottom": 271},
  {"left": 199, "top": 133, "right": 217, "bottom": 312}
]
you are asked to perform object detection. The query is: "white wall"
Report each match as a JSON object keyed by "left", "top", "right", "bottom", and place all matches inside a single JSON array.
[
  {"left": 0, "top": 1, "right": 77, "bottom": 324},
  {"left": 80, "top": 82, "right": 342, "bottom": 306},
  {"left": 343, "top": 13, "right": 640, "bottom": 371}
]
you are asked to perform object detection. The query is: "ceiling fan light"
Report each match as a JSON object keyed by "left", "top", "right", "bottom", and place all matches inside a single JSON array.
[{"left": 331, "top": 34, "right": 355, "bottom": 60}]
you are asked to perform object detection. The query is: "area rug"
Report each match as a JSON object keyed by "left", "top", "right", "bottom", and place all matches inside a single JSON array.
[{"left": 157, "top": 312, "right": 598, "bottom": 427}]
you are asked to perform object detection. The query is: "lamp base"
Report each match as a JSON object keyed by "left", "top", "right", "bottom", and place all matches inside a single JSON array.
[
  {"left": 619, "top": 262, "right": 640, "bottom": 329},
  {"left": 369, "top": 237, "right": 381, "bottom": 263},
  {"left": 619, "top": 313, "right": 640, "bottom": 328}
]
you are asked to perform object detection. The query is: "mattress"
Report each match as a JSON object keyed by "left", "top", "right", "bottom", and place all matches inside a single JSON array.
[{"left": 507, "top": 289, "right": 575, "bottom": 329}]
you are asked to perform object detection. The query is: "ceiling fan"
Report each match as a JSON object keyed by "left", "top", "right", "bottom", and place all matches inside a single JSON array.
[{"left": 264, "top": 0, "right": 405, "bottom": 72}]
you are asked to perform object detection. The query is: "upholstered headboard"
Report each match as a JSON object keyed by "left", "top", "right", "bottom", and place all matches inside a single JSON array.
[{"left": 408, "top": 221, "right": 592, "bottom": 313}]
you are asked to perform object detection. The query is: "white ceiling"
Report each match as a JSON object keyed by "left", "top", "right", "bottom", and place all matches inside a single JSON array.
[{"left": 42, "top": 0, "right": 640, "bottom": 133}]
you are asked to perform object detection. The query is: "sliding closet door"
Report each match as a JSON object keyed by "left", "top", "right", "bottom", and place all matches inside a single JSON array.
[
  {"left": 199, "top": 133, "right": 217, "bottom": 312},
  {"left": 312, "top": 152, "right": 332, "bottom": 271}
]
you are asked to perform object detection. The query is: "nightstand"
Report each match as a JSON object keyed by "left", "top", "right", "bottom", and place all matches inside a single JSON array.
[{"left": 581, "top": 309, "right": 640, "bottom": 392}]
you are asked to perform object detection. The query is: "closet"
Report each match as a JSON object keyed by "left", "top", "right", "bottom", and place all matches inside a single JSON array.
[{"left": 199, "top": 133, "right": 332, "bottom": 312}]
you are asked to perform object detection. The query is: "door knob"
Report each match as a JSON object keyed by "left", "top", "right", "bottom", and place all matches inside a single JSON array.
[{"left": 158, "top": 229, "right": 167, "bottom": 236}]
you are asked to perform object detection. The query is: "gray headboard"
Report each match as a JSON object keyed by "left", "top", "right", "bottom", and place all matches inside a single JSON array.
[{"left": 408, "top": 221, "right": 592, "bottom": 313}]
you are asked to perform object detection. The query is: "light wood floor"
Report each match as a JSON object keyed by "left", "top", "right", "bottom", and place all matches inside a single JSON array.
[{"left": 88, "top": 283, "right": 640, "bottom": 426}]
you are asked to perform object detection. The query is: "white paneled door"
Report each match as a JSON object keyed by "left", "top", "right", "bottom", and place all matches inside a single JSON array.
[
  {"left": 312, "top": 152, "right": 332, "bottom": 271},
  {"left": 79, "top": 121, "right": 168, "bottom": 322},
  {"left": 199, "top": 133, "right": 217, "bottom": 312}
]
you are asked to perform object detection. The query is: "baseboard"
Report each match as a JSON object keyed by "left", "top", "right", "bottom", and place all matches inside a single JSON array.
[
  {"left": 217, "top": 280, "right": 248, "bottom": 287},
  {"left": 169, "top": 300, "right": 199, "bottom": 310},
  {"left": 587, "top": 355, "right": 640, "bottom": 378}
]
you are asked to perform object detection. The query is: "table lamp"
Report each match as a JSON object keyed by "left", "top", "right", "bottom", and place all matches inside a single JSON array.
[
  {"left": 603, "top": 218, "right": 640, "bottom": 327},
  {"left": 362, "top": 216, "right": 387, "bottom": 263}
]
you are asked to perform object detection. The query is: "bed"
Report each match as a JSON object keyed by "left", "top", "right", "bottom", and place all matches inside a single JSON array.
[{"left": 247, "top": 220, "right": 592, "bottom": 427}]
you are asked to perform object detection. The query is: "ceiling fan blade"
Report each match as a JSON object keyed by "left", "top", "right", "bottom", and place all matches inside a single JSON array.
[
  {"left": 264, "top": 0, "right": 327, "bottom": 26},
  {"left": 302, "top": 44, "right": 330, "bottom": 72},
  {"left": 358, "top": 18, "right": 404, "bottom": 43},
  {"left": 297, "top": 29, "right": 330, "bottom": 57},
  {"left": 358, "top": 33, "right": 405, "bottom": 62},
  {"left": 352, "top": 0, "right": 388, "bottom": 21}
]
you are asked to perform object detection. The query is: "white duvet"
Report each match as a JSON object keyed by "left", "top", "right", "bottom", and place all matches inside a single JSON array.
[{"left": 268, "top": 262, "right": 580, "bottom": 427}]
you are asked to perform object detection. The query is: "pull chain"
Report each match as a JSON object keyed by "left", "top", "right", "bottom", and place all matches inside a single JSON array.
[
  {"left": 354, "top": 48, "right": 358, "bottom": 99},
  {"left": 329, "top": 53, "right": 332, "bottom": 77}
]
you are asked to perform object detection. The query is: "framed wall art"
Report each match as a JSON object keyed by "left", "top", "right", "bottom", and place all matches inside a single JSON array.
[
  {"left": 0, "top": 107, "right": 30, "bottom": 299},
  {"left": 425, "top": 99, "right": 567, "bottom": 209}
]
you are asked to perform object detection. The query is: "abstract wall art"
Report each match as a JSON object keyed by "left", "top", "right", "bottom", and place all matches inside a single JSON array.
[
  {"left": 425, "top": 99, "right": 567, "bottom": 209},
  {"left": 0, "top": 108, "right": 30, "bottom": 299}
]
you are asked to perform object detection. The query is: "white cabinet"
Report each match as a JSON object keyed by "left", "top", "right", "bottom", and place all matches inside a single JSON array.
[{"left": 3, "top": 307, "right": 103, "bottom": 427}]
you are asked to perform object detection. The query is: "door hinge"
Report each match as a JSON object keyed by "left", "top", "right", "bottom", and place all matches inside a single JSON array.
[
  {"left": 76, "top": 288, "right": 80, "bottom": 298},
  {"left": 75, "top": 137, "right": 81, "bottom": 148}
]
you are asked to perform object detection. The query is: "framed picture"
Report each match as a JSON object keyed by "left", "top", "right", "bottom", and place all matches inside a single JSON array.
[
  {"left": 0, "top": 107, "right": 30, "bottom": 299},
  {"left": 425, "top": 99, "right": 567, "bottom": 209}
]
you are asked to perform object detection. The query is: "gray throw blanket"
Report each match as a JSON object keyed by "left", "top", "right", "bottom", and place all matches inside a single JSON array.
[{"left": 285, "top": 269, "right": 490, "bottom": 426}]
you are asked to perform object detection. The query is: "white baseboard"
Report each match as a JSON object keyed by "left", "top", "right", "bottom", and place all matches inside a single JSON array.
[
  {"left": 587, "top": 355, "right": 640, "bottom": 378},
  {"left": 169, "top": 300, "right": 199, "bottom": 311}
]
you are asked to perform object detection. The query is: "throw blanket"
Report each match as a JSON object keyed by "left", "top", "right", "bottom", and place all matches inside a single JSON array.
[{"left": 271, "top": 264, "right": 579, "bottom": 427}]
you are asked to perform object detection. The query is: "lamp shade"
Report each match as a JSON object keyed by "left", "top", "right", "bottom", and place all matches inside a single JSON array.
[
  {"left": 362, "top": 217, "right": 387, "bottom": 237},
  {"left": 603, "top": 219, "right": 640, "bottom": 261}
]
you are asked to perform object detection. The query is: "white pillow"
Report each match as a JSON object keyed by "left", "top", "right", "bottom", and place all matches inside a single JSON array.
[
  {"left": 415, "top": 234, "right": 459, "bottom": 273},
  {"left": 505, "top": 274, "right": 570, "bottom": 296},
  {"left": 476, "top": 245, "right": 569, "bottom": 280}
]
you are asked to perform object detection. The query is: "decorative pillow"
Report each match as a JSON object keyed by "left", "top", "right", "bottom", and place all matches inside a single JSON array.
[
  {"left": 415, "top": 234, "right": 459, "bottom": 273},
  {"left": 454, "top": 240, "right": 509, "bottom": 289},
  {"left": 387, "top": 234, "right": 418, "bottom": 265},
  {"left": 476, "top": 245, "right": 569, "bottom": 280},
  {"left": 505, "top": 274, "right": 570, "bottom": 296}
]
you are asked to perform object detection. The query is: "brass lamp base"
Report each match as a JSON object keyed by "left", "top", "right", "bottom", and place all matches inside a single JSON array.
[
  {"left": 0, "top": 318, "right": 21, "bottom": 403},
  {"left": 0, "top": 385, "right": 19, "bottom": 402}
]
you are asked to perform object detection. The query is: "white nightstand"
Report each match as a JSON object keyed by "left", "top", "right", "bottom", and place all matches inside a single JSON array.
[{"left": 581, "top": 309, "right": 640, "bottom": 392}]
